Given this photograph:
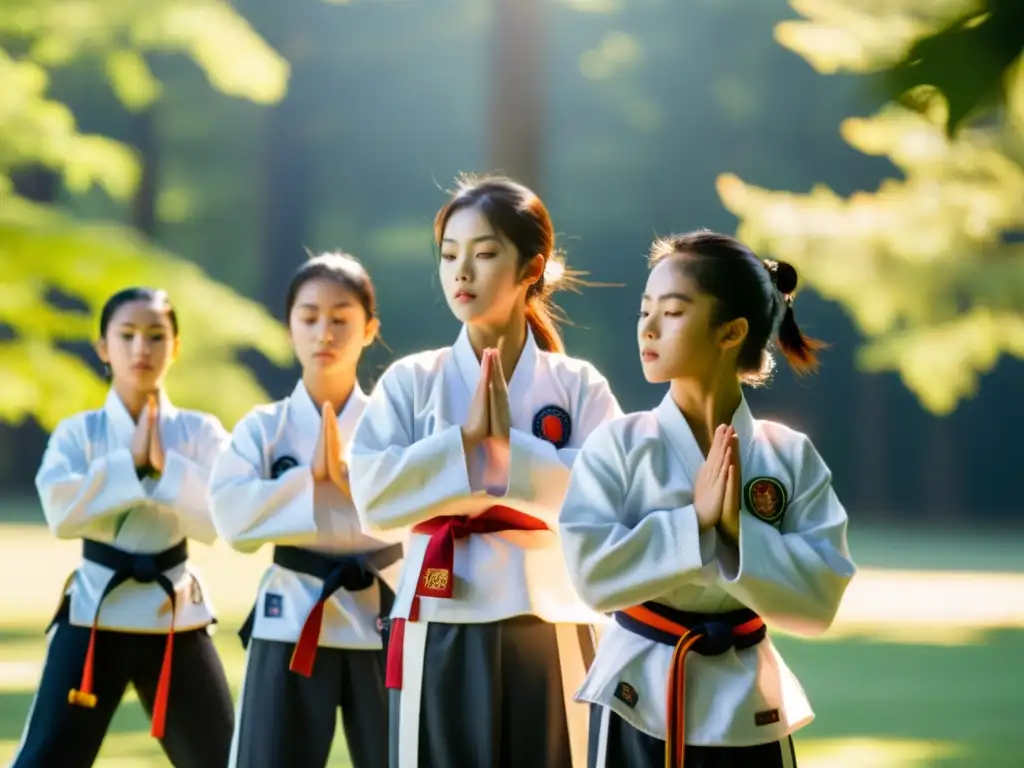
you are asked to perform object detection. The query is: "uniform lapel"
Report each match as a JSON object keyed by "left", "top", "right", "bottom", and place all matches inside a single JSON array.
[
  {"left": 104, "top": 389, "right": 139, "bottom": 449},
  {"left": 654, "top": 392, "right": 758, "bottom": 483}
]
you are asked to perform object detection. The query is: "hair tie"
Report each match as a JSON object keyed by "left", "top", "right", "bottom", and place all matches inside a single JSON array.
[{"left": 762, "top": 258, "right": 798, "bottom": 298}]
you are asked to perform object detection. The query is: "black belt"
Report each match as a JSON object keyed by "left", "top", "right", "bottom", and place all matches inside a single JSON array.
[
  {"left": 83, "top": 538, "right": 188, "bottom": 620},
  {"left": 238, "top": 543, "right": 402, "bottom": 650},
  {"left": 66, "top": 539, "right": 190, "bottom": 740}
]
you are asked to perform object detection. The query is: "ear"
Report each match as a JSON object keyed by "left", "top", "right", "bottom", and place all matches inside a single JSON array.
[
  {"left": 521, "top": 254, "right": 545, "bottom": 288},
  {"left": 363, "top": 317, "right": 380, "bottom": 348},
  {"left": 716, "top": 317, "right": 748, "bottom": 351},
  {"left": 94, "top": 338, "right": 109, "bottom": 364}
]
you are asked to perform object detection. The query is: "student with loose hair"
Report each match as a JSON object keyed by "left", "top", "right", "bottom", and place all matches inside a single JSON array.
[{"left": 349, "top": 174, "right": 622, "bottom": 768}]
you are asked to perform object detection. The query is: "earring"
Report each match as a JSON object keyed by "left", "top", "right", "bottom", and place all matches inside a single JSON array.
[{"left": 102, "top": 363, "right": 111, "bottom": 380}]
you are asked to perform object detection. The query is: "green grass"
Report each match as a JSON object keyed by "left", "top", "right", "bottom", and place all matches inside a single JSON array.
[{"left": 1, "top": 508, "right": 1022, "bottom": 767}]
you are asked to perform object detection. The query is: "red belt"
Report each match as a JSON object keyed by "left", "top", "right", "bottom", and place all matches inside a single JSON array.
[
  {"left": 385, "top": 505, "right": 547, "bottom": 688},
  {"left": 615, "top": 604, "right": 766, "bottom": 768}
]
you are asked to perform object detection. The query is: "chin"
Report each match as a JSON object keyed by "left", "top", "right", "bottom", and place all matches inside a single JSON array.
[
  {"left": 640, "top": 363, "right": 671, "bottom": 384},
  {"left": 447, "top": 303, "right": 485, "bottom": 324}
]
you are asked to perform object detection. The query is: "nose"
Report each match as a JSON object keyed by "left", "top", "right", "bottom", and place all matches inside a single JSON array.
[
  {"left": 316, "top": 319, "right": 334, "bottom": 343},
  {"left": 132, "top": 334, "right": 148, "bottom": 356},
  {"left": 453, "top": 253, "right": 473, "bottom": 283},
  {"left": 639, "top": 315, "right": 658, "bottom": 340}
]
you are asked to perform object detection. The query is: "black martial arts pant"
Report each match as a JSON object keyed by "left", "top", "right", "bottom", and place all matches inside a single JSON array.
[
  {"left": 588, "top": 706, "right": 798, "bottom": 768},
  {"left": 388, "top": 616, "right": 595, "bottom": 768},
  {"left": 11, "top": 619, "right": 233, "bottom": 768},
  {"left": 232, "top": 638, "right": 389, "bottom": 768}
]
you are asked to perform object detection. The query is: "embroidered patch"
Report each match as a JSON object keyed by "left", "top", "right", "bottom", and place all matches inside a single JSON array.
[
  {"left": 270, "top": 456, "right": 298, "bottom": 479},
  {"left": 422, "top": 568, "right": 450, "bottom": 592},
  {"left": 532, "top": 405, "right": 572, "bottom": 449},
  {"left": 614, "top": 681, "right": 639, "bottom": 709},
  {"left": 264, "top": 592, "right": 283, "bottom": 618},
  {"left": 755, "top": 709, "right": 780, "bottom": 726},
  {"left": 190, "top": 578, "right": 203, "bottom": 605},
  {"left": 744, "top": 477, "right": 788, "bottom": 527}
]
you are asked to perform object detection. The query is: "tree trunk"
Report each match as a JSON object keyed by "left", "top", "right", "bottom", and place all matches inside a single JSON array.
[
  {"left": 489, "top": 0, "right": 546, "bottom": 191},
  {"left": 131, "top": 108, "right": 158, "bottom": 236}
]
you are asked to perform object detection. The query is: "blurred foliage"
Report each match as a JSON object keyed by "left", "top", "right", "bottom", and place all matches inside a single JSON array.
[
  {"left": 0, "top": 1, "right": 293, "bottom": 430},
  {"left": 775, "top": 0, "right": 1024, "bottom": 135},
  {"left": 717, "top": 0, "right": 1024, "bottom": 415}
]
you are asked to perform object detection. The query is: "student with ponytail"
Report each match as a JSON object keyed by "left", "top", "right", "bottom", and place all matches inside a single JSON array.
[
  {"left": 348, "top": 174, "right": 622, "bottom": 768},
  {"left": 559, "top": 230, "right": 856, "bottom": 768}
]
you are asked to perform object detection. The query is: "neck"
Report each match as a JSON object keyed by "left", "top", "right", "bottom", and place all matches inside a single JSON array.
[
  {"left": 114, "top": 381, "right": 157, "bottom": 421},
  {"left": 466, "top": 306, "right": 528, "bottom": 381},
  {"left": 303, "top": 371, "right": 356, "bottom": 413},
  {"left": 669, "top": 370, "right": 743, "bottom": 456}
]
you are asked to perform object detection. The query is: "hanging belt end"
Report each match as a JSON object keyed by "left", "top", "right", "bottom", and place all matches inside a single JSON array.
[{"left": 68, "top": 688, "right": 97, "bottom": 708}]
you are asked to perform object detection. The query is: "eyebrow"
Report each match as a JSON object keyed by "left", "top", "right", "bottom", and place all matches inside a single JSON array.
[
  {"left": 117, "top": 322, "right": 166, "bottom": 329},
  {"left": 641, "top": 292, "right": 693, "bottom": 302},
  {"left": 441, "top": 235, "right": 502, "bottom": 246},
  {"left": 298, "top": 301, "right": 354, "bottom": 309}
]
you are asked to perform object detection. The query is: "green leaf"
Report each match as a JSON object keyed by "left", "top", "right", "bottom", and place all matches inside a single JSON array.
[{"left": 0, "top": 193, "right": 293, "bottom": 429}]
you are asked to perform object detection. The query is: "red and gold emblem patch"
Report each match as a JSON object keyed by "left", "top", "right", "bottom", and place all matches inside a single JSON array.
[{"left": 743, "top": 477, "right": 787, "bottom": 526}]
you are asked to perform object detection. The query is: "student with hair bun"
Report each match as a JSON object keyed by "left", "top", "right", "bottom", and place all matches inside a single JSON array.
[{"left": 559, "top": 230, "right": 857, "bottom": 768}]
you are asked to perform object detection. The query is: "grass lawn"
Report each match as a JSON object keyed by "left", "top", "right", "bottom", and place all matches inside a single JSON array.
[{"left": 0, "top": 509, "right": 1021, "bottom": 767}]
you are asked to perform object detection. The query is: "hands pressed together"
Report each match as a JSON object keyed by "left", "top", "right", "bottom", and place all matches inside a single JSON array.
[
  {"left": 312, "top": 402, "right": 351, "bottom": 497},
  {"left": 461, "top": 347, "right": 511, "bottom": 452},
  {"left": 130, "top": 394, "right": 165, "bottom": 474},
  {"left": 694, "top": 424, "right": 742, "bottom": 544}
]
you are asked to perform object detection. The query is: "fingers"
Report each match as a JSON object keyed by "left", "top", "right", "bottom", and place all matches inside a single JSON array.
[
  {"left": 705, "top": 424, "right": 728, "bottom": 474},
  {"left": 716, "top": 443, "right": 732, "bottom": 491},
  {"left": 479, "top": 348, "right": 493, "bottom": 391}
]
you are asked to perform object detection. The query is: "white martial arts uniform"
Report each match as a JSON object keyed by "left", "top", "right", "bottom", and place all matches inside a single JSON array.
[
  {"left": 13, "top": 388, "right": 234, "bottom": 768},
  {"left": 348, "top": 325, "right": 622, "bottom": 768},
  {"left": 559, "top": 392, "right": 856, "bottom": 762},
  {"left": 209, "top": 380, "right": 401, "bottom": 768}
]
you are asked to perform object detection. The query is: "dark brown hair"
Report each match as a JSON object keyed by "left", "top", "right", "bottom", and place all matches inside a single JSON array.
[
  {"left": 433, "top": 174, "right": 571, "bottom": 353},
  {"left": 99, "top": 288, "right": 178, "bottom": 338},
  {"left": 649, "top": 229, "right": 824, "bottom": 384},
  {"left": 285, "top": 251, "right": 378, "bottom": 325}
]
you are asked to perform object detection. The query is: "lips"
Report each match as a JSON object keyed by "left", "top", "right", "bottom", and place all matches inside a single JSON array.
[
  {"left": 640, "top": 350, "right": 659, "bottom": 362},
  {"left": 454, "top": 290, "right": 476, "bottom": 303},
  {"left": 131, "top": 362, "right": 153, "bottom": 371}
]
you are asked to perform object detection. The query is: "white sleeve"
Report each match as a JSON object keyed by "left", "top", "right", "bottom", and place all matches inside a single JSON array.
[
  {"left": 149, "top": 415, "right": 229, "bottom": 545},
  {"left": 208, "top": 412, "right": 319, "bottom": 553},
  {"left": 500, "top": 371, "right": 623, "bottom": 528},
  {"left": 35, "top": 419, "right": 147, "bottom": 539},
  {"left": 558, "top": 423, "right": 717, "bottom": 613},
  {"left": 348, "top": 365, "right": 493, "bottom": 532},
  {"left": 717, "top": 437, "right": 856, "bottom": 636}
]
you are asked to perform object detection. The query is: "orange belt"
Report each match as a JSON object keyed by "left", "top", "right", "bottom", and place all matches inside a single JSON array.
[
  {"left": 384, "top": 505, "right": 548, "bottom": 689},
  {"left": 615, "top": 604, "right": 766, "bottom": 768}
]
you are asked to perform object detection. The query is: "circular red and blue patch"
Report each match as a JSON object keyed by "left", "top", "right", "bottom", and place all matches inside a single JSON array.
[{"left": 532, "top": 405, "right": 572, "bottom": 449}]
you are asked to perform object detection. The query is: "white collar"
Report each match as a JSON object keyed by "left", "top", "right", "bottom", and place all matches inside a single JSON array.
[
  {"left": 451, "top": 324, "right": 538, "bottom": 405},
  {"left": 654, "top": 391, "right": 757, "bottom": 483}
]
